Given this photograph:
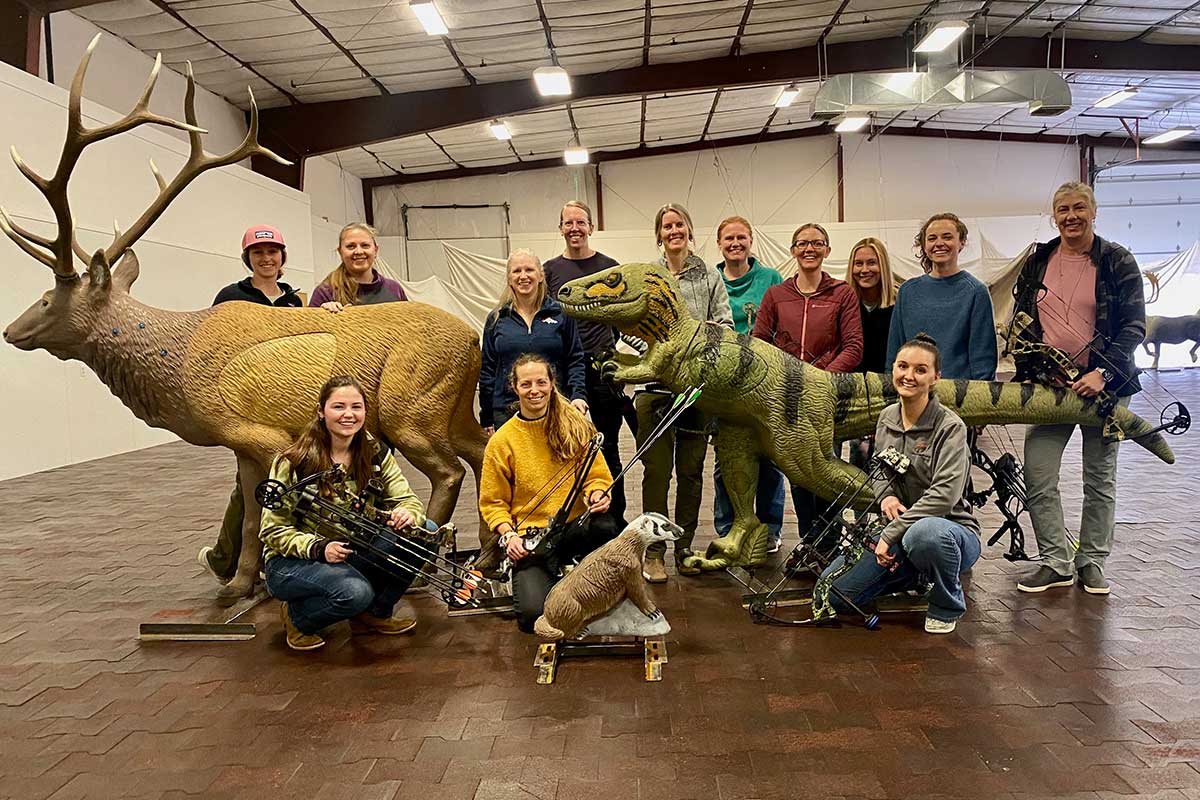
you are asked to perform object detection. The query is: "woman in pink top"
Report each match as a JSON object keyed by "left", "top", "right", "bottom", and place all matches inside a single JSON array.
[{"left": 753, "top": 222, "right": 863, "bottom": 550}]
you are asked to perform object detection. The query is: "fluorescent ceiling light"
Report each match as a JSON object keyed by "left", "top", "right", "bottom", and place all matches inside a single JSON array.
[
  {"left": 410, "top": 1, "right": 448, "bottom": 36},
  {"left": 914, "top": 20, "right": 968, "bottom": 53},
  {"left": 489, "top": 120, "right": 511, "bottom": 140},
  {"left": 835, "top": 115, "right": 870, "bottom": 133},
  {"left": 775, "top": 84, "right": 801, "bottom": 108},
  {"left": 563, "top": 146, "right": 589, "bottom": 165},
  {"left": 1094, "top": 87, "right": 1138, "bottom": 108},
  {"left": 533, "top": 66, "right": 572, "bottom": 97},
  {"left": 1145, "top": 126, "right": 1195, "bottom": 145}
]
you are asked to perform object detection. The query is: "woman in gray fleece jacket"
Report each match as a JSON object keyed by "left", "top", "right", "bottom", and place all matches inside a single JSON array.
[
  {"left": 823, "top": 333, "right": 982, "bottom": 634},
  {"left": 636, "top": 203, "right": 733, "bottom": 583}
]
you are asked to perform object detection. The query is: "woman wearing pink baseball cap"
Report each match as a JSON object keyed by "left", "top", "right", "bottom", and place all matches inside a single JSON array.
[
  {"left": 200, "top": 225, "right": 306, "bottom": 599},
  {"left": 212, "top": 225, "right": 305, "bottom": 307}
]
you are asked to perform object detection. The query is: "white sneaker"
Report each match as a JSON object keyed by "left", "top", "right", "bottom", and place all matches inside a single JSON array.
[
  {"left": 766, "top": 539, "right": 782, "bottom": 554},
  {"left": 197, "top": 546, "right": 229, "bottom": 585},
  {"left": 924, "top": 616, "right": 957, "bottom": 635}
]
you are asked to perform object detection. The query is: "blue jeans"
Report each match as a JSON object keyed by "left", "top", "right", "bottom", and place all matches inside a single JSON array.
[
  {"left": 266, "top": 519, "right": 438, "bottom": 635},
  {"left": 713, "top": 457, "right": 786, "bottom": 544},
  {"left": 822, "top": 517, "right": 982, "bottom": 623}
]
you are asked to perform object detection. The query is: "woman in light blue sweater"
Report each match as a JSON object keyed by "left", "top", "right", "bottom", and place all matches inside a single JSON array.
[{"left": 885, "top": 213, "right": 998, "bottom": 381}]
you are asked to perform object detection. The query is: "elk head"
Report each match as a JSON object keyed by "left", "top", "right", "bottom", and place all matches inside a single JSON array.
[{"left": 1, "top": 34, "right": 288, "bottom": 359}]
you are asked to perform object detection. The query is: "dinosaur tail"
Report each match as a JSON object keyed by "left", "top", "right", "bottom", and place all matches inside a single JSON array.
[
  {"left": 934, "top": 380, "right": 1175, "bottom": 464},
  {"left": 533, "top": 616, "right": 564, "bottom": 640}
]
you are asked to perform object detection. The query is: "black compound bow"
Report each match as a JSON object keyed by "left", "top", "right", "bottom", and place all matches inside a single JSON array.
[
  {"left": 256, "top": 466, "right": 483, "bottom": 609},
  {"left": 734, "top": 446, "right": 913, "bottom": 629}
]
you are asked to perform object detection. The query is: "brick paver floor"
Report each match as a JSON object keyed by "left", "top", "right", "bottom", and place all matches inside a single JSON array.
[{"left": 1, "top": 371, "right": 1198, "bottom": 800}]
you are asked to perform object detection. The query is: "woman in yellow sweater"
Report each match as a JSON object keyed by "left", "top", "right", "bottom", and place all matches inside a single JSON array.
[{"left": 480, "top": 353, "right": 618, "bottom": 632}]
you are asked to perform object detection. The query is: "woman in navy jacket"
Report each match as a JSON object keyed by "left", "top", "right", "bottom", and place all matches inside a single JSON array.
[{"left": 480, "top": 249, "right": 588, "bottom": 432}]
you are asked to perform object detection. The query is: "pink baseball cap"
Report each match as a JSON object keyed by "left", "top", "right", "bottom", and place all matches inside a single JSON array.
[
  {"left": 241, "top": 225, "right": 287, "bottom": 267},
  {"left": 241, "top": 225, "right": 286, "bottom": 251}
]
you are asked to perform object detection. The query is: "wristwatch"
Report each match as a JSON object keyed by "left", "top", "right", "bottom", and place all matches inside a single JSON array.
[{"left": 1098, "top": 368, "right": 1113, "bottom": 383}]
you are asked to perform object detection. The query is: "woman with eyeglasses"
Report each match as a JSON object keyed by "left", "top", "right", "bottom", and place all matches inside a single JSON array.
[{"left": 753, "top": 222, "right": 863, "bottom": 551}]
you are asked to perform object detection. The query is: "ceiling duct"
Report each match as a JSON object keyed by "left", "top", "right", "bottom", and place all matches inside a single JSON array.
[{"left": 812, "top": 68, "right": 1072, "bottom": 120}]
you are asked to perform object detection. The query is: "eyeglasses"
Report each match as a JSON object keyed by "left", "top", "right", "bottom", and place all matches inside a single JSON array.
[{"left": 792, "top": 240, "right": 828, "bottom": 249}]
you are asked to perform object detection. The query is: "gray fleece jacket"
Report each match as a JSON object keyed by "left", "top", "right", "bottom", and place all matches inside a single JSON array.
[
  {"left": 872, "top": 395, "right": 980, "bottom": 545},
  {"left": 658, "top": 253, "right": 733, "bottom": 328}
]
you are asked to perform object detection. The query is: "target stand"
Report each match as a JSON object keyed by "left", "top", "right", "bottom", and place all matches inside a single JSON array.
[{"left": 534, "top": 637, "right": 668, "bottom": 684}]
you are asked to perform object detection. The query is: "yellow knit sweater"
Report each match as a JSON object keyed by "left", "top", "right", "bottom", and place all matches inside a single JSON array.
[{"left": 479, "top": 414, "right": 613, "bottom": 534}]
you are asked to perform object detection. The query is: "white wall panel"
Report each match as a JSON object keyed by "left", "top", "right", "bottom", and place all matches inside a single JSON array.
[
  {"left": 597, "top": 137, "right": 839, "bottom": 236},
  {"left": 42, "top": 11, "right": 249, "bottom": 158},
  {"left": 0, "top": 60, "right": 312, "bottom": 481},
  {"left": 373, "top": 167, "right": 597, "bottom": 238},
  {"left": 842, "top": 135, "right": 1079, "bottom": 223}
]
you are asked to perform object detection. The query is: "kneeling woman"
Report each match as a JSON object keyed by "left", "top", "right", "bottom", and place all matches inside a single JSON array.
[
  {"left": 479, "top": 354, "right": 618, "bottom": 632},
  {"left": 824, "top": 334, "right": 981, "bottom": 634},
  {"left": 260, "top": 376, "right": 429, "bottom": 651}
]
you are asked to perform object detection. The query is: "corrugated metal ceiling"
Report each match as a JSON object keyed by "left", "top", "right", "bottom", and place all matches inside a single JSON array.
[{"left": 72, "top": 0, "right": 1200, "bottom": 177}]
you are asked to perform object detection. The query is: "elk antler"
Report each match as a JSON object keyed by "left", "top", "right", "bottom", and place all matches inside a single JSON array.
[{"left": 0, "top": 33, "right": 291, "bottom": 283}]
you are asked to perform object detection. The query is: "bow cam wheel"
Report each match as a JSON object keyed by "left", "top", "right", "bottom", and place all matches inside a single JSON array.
[
  {"left": 1161, "top": 402, "right": 1191, "bottom": 436},
  {"left": 255, "top": 479, "right": 288, "bottom": 510}
]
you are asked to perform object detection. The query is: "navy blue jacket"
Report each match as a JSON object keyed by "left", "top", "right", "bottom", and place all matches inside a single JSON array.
[{"left": 479, "top": 297, "right": 588, "bottom": 427}]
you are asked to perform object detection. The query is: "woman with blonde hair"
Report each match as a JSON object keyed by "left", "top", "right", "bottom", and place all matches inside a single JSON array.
[
  {"left": 311, "top": 222, "right": 408, "bottom": 312},
  {"left": 479, "top": 354, "right": 617, "bottom": 632},
  {"left": 479, "top": 249, "right": 587, "bottom": 433},
  {"left": 637, "top": 203, "right": 733, "bottom": 582},
  {"left": 846, "top": 237, "right": 899, "bottom": 471},
  {"left": 847, "top": 236, "right": 897, "bottom": 374}
]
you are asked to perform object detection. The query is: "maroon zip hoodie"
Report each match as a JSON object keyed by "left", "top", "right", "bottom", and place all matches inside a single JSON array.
[{"left": 752, "top": 272, "right": 863, "bottom": 371}]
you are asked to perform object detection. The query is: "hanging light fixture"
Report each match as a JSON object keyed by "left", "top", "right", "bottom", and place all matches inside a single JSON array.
[
  {"left": 489, "top": 120, "right": 512, "bottom": 140},
  {"left": 533, "top": 66, "right": 572, "bottom": 97},
  {"left": 775, "top": 84, "right": 801, "bottom": 108},
  {"left": 410, "top": 1, "right": 448, "bottom": 35},
  {"left": 563, "top": 145, "right": 590, "bottom": 165},
  {"left": 1145, "top": 126, "right": 1195, "bottom": 144},
  {"left": 914, "top": 20, "right": 968, "bottom": 53},
  {"left": 1094, "top": 87, "right": 1138, "bottom": 109},
  {"left": 834, "top": 114, "right": 870, "bottom": 133}
]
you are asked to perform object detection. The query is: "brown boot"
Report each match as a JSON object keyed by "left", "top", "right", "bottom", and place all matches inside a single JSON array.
[
  {"left": 642, "top": 554, "right": 668, "bottom": 584},
  {"left": 675, "top": 549, "right": 701, "bottom": 577},
  {"left": 280, "top": 603, "right": 324, "bottom": 651},
  {"left": 350, "top": 613, "right": 418, "bottom": 636}
]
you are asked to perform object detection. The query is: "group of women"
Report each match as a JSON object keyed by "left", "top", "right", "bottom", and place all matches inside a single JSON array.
[
  {"left": 203, "top": 204, "right": 998, "bottom": 649},
  {"left": 474, "top": 203, "right": 995, "bottom": 637}
]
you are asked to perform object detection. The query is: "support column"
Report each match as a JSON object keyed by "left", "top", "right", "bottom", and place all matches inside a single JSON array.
[
  {"left": 0, "top": 1, "right": 42, "bottom": 75},
  {"left": 836, "top": 135, "right": 845, "bottom": 223},
  {"left": 594, "top": 163, "right": 605, "bottom": 230}
]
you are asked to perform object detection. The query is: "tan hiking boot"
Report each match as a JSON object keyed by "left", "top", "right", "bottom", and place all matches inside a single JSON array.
[
  {"left": 350, "top": 613, "right": 418, "bottom": 636},
  {"left": 280, "top": 603, "right": 324, "bottom": 651},
  {"left": 642, "top": 554, "right": 668, "bottom": 583}
]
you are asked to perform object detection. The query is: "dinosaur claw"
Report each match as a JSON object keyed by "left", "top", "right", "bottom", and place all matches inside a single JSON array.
[{"left": 683, "top": 554, "right": 728, "bottom": 571}]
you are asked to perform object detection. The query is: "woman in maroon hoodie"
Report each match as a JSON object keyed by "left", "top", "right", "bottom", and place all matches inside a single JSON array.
[{"left": 753, "top": 222, "right": 863, "bottom": 551}]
